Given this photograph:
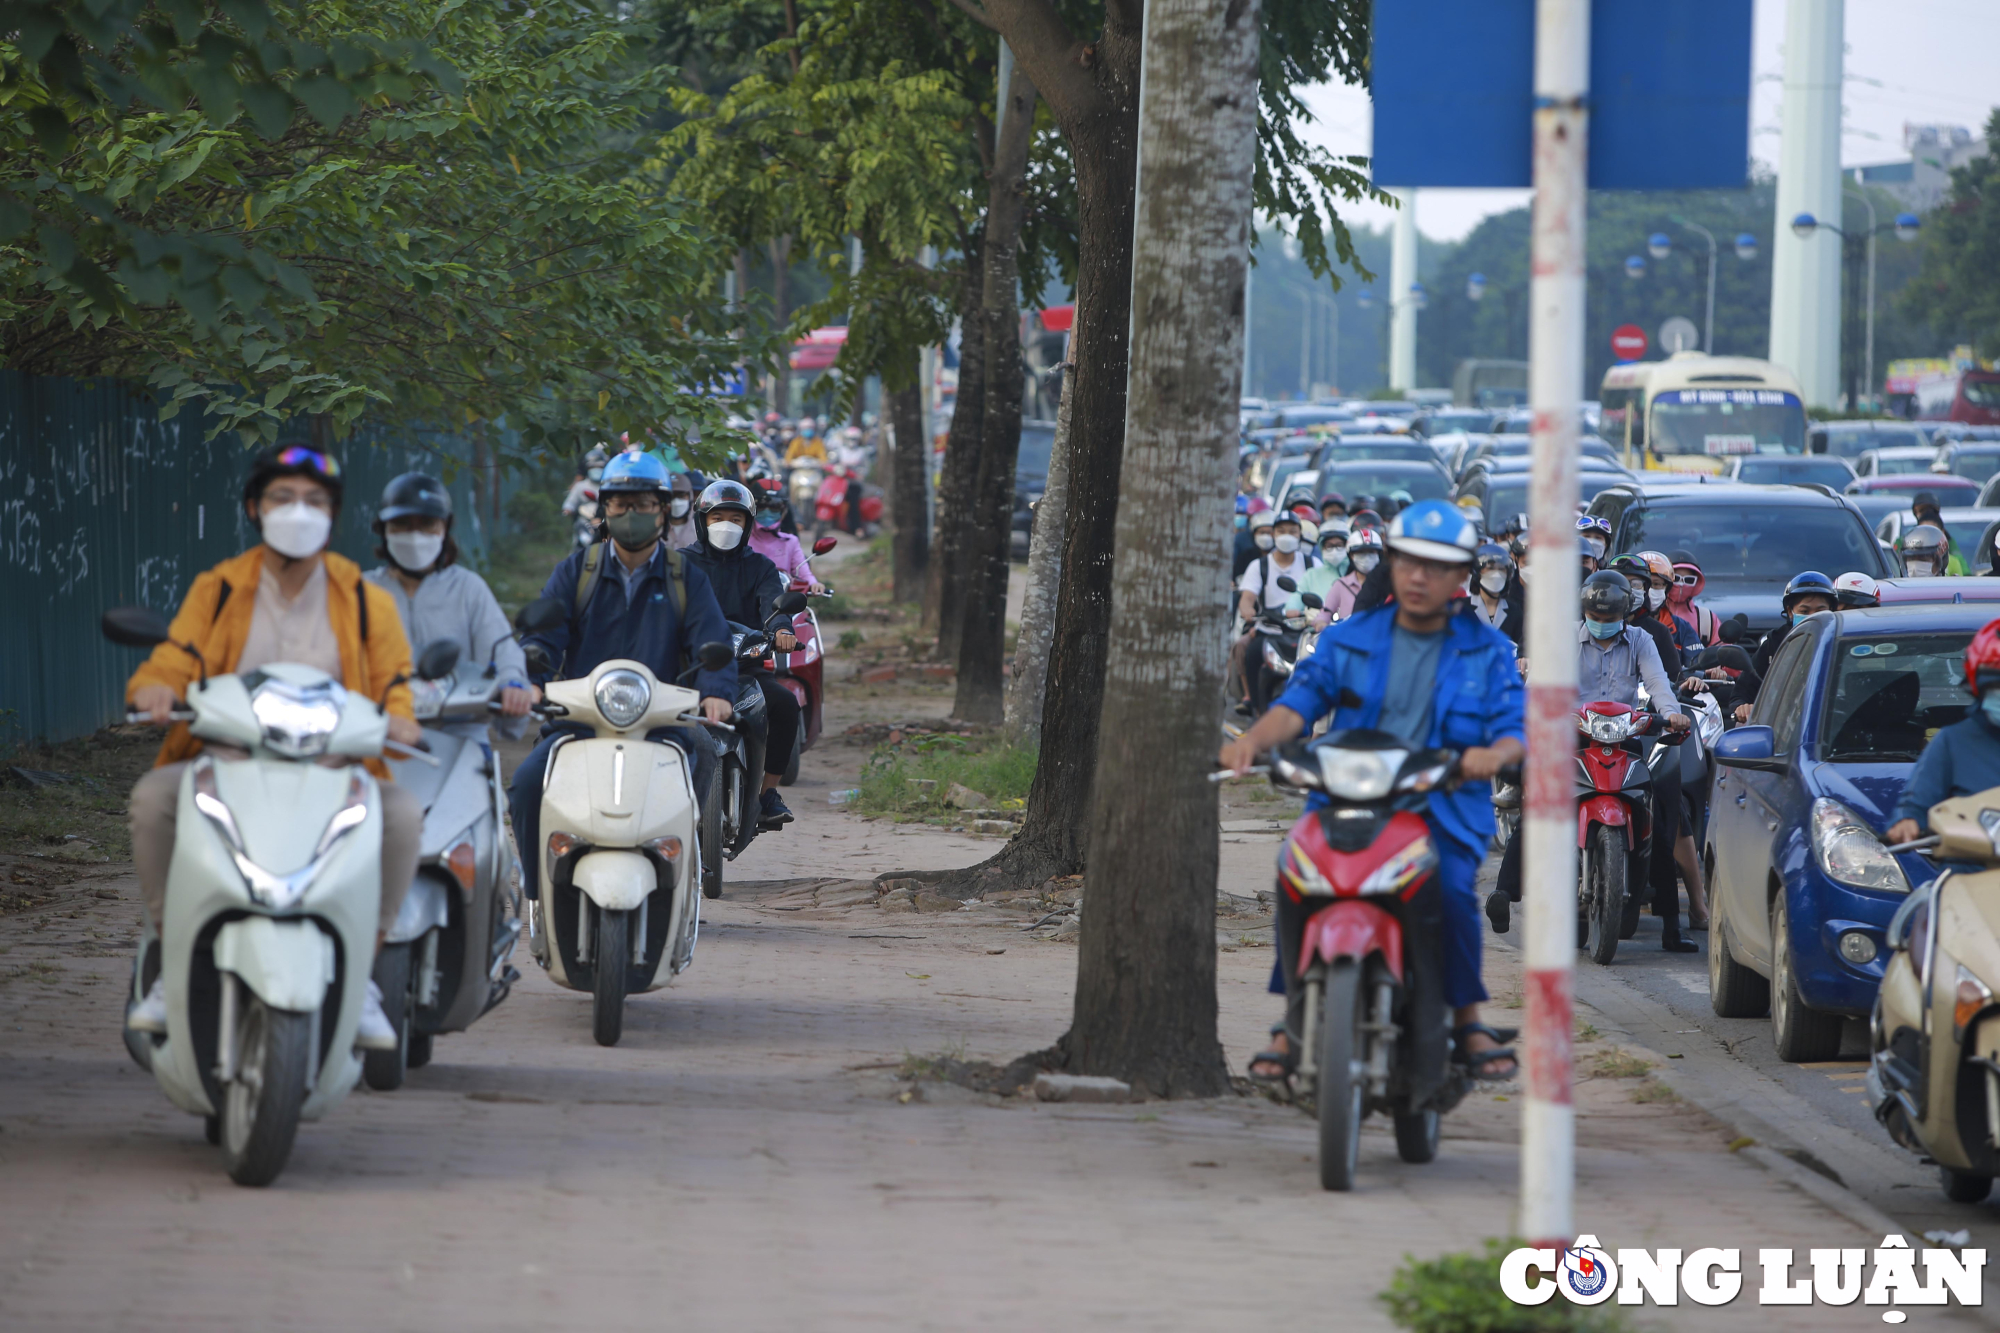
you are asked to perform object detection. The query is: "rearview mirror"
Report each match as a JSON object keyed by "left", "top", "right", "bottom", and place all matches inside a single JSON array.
[
  {"left": 515, "top": 597, "right": 566, "bottom": 635},
  {"left": 1275, "top": 576, "right": 1298, "bottom": 593},
  {"left": 812, "top": 536, "right": 838, "bottom": 555},
  {"left": 101, "top": 606, "right": 172, "bottom": 649},
  {"left": 696, "top": 640, "right": 734, "bottom": 671},
  {"left": 1715, "top": 725, "right": 1784, "bottom": 772},
  {"left": 1300, "top": 592, "right": 1324, "bottom": 610},
  {"left": 523, "top": 643, "right": 555, "bottom": 678},
  {"left": 416, "top": 639, "right": 462, "bottom": 682},
  {"left": 775, "top": 590, "right": 809, "bottom": 615}
]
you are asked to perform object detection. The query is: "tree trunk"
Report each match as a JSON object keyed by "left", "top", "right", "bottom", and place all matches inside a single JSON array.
[
  {"left": 1004, "top": 356, "right": 1071, "bottom": 744},
  {"left": 887, "top": 343, "right": 929, "bottom": 603},
  {"left": 953, "top": 59, "right": 1038, "bottom": 723},
  {"left": 768, "top": 235, "right": 793, "bottom": 416},
  {"left": 1064, "top": 0, "right": 1260, "bottom": 1099},
  {"left": 922, "top": 242, "right": 986, "bottom": 647}
]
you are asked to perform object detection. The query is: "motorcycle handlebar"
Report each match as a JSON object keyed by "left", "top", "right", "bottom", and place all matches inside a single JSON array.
[{"left": 677, "top": 711, "right": 736, "bottom": 734}]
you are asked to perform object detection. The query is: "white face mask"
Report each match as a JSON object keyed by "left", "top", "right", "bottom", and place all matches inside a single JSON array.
[
  {"left": 1322, "top": 543, "right": 1344, "bottom": 562},
  {"left": 1480, "top": 570, "right": 1508, "bottom": 595},
  {"left": 261, "top": 502, "right": 331, "bottom": 560},
  {"left": 387, "top": 530, "right": 444, "bottom": 573},
  {"left": 1646, "top": 587, "right": 1666, "bottom": 611},
  {"left": 1583, "top": 536, "right": 1607, "bottom": 560},
  {"left": 670, "top": 497, "right": 691, "bottom": 518},
  {"left": 707, "top": 521, "right": 745, "bottom": 551},
  {"left": 1907, "top": 557, "right": 1936, "bottom": 577},
  {"left": 1351, "top": 551, "right": 1379, "bottom": 574},
  {"left": 1274, "top": 534, "right": 1300, "bottom": 554},
  {"left": 1253, "top": 531, "right": 1275, "bottom": 550}
]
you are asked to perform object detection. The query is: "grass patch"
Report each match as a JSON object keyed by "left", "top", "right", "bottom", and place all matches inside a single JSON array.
[
  {"left": 1631, "top": 1078, "right": 1679, "bottom": 1105},
  {"left": 1592, "top": 1051, "right": 1653, "bottom": 1080},
  {"left": 854, "top": 733, "right": 1036, "bottom": 817},
  {"left": 1380, "top": 1239, "right": 1634, "bottom": 1333},
  {"left": 837, "top": 629, "right": 866, "bottom": 651},
  {"left": 0, "top": 726, "right": 158, "bottom": 873}
]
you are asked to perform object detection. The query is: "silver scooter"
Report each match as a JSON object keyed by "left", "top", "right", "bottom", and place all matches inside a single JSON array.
[
  {"left": 103, "top": 607, "right": 420, "bottom": 1186},
  {"left": 363, "top": 639, "right": 524, "bottom": 1090}
]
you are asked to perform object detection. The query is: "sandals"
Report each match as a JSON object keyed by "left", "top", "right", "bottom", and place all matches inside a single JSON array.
[
  {"left": 1248, "top": 1023, "right": 1297, "bottom": 1086},
  {"left": 1452, "top": 1022, "right": 1519, "bottom": 1082}
]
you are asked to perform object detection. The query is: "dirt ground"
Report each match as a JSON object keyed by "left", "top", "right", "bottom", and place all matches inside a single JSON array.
[{"left": 0, "top": 555, "right": 1902, "bottom": 1330}]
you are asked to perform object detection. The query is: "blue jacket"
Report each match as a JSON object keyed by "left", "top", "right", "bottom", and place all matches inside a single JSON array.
[
  {"left": 1895, "top": 712, "right": 2000, "bottom": 827},
  {"left": 524, "top": 541, "right": 739, "bottom": 702},
  {"left": 1272, "top": 603, "right": 1526, "bottom": 854}
]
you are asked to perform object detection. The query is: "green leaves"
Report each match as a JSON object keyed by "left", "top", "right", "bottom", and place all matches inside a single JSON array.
[{"left": 1901, "top": 108, "right": 2000, "bottom": 360}]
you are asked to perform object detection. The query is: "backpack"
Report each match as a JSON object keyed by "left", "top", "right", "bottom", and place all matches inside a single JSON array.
[{"left": 573, "top": 539, "right": 688, "bottom": 656}]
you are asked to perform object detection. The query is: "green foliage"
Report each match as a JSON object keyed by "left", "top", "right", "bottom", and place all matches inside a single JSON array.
[
  {"left": 854, "top": 733, "right": 1035, "bottom": 817},
  {"left": 1378, "top": 1240, "right": 1633, "bottom": 1333},
  {"left": 3, "top": 0, "right": 762, "bottom": 455},
  {"left": 1902, "top": 109, "right": 2000, "bottom": 360}
]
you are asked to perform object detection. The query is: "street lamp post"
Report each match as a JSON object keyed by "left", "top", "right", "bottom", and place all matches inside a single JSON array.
[
  {"left": 1358, "top": 285, "right": 1425, "bottom": 394},
  {"left": 1639, "top": 218, "right": 1754, "bottom": 354},
  {"left": 1791, "top": 208, "right": 1921, "bottom": 409}
]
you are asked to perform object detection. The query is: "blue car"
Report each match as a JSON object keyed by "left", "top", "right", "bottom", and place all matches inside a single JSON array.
[{"left": 1706, "top": 603, "right": 1990, "bottom": 1062}]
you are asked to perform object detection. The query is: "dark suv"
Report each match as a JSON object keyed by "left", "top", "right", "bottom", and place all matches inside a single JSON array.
[
  {"left": 1588, "top": 478, "right": 1894, "bottom": 631},
  {"left": 1011, "top": 419, "right": 1059, "bottom": 559}
]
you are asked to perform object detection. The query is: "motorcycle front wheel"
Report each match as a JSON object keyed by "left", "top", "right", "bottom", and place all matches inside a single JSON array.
[
  {"left": 592, "top": 907, "right": 628, "bottom": 1047},
  {"left": 1582, "top": 825, "right": 1625, "bottom": 965},
  {"left": 221, "top": 995, "right": 311, "bottom": 1187},
  {"left": 1317, "top": 961, "right": 1366, "bottom": 1192}
]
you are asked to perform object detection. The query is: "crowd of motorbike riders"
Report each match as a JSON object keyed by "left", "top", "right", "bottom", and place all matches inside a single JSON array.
[
  {"left": 1216, "top": 478, "right": 2000, "bottom": 1090},
  {"left": 121, "top": 436, "right": 837, "bottom": 1047}
]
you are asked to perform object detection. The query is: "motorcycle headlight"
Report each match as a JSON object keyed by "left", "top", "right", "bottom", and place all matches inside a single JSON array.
[
  {"left": 594, "top": 668, "right": 651, "bottom": 729},
  {"left": 408, "top": 677, "right": 449, "bottom": 720},
  {"left": 1317, "top": 748, "right": 1404, "bottom": 801},
  {"left": 1811, "top": 797, "right": 1911, "bottom": 894},
  {"left": 1359, "top": 836, "right": 1437, "bottom": 895},
  {"left": 249, "top": 676, "right": 343, "bottom": 759},
  {"left": 1580, "top": 712, "right": 1634, "bottom": 744}
]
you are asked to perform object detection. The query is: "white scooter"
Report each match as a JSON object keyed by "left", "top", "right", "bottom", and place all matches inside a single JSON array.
[
  {"left": 103, "top": 607, "right": 419, "bottom": 1187},
  {"left": 365, "top": 639, "right": 524, "bottom": 1090},
  {"left": 518, "top": 600, "right": 724, "bottom": 1046}
]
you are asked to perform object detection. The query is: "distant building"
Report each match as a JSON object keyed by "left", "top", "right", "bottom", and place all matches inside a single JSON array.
[{"left": 1846, "top": 123, "right": 1990, "bottom": 213}]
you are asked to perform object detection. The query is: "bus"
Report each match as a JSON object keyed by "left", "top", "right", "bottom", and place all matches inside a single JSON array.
[{"left": 1597, "top": 351, "right": 1807, "bottom": 474}]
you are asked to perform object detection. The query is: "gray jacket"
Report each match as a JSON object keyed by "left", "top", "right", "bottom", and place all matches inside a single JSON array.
[
  {"left": 1576, "top": 621, "right": 1675, "bottom": 711},
  {"left": 365, "top": 564, "right": 529, "bottom": 740}
]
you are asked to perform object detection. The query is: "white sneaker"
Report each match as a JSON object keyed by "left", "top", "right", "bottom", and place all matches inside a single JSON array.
[
  {"left": 127, "top": 977, "right": 168, "bottom": 1033},
  {"left": 355, "top": 979, "right": 398, "bottom": 1051}
]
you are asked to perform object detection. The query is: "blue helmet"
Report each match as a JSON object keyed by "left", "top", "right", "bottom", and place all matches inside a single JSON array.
[
  {"left": 1781, "top": 570, "right": 1836, "bottom": 612},
  {"left": 599, "top": 450, "right": 671, "bottom": 495},
  {"left": 1386, "top": 499, "right": 1479, "bottom": 564}
]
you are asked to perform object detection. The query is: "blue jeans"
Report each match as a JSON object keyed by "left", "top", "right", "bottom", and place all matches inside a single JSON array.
[
  {"left": 508, "top": 723, "right": 716, "bottom": 899},
  {"left": 1270, "top": 818, "right": 1487, "bottom": 1024}
]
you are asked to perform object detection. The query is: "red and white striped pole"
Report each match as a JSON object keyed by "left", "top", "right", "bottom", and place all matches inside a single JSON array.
[{"left": 1521, "top": 0, "right": 1589, "bottom": 1249}]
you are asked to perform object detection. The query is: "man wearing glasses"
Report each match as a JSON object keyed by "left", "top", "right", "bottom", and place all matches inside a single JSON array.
[{"left": 123, "top": 443, "right": 423, "bottom": 1047}]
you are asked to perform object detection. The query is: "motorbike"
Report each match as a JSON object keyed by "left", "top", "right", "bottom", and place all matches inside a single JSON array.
[
  {"left": 1218, "top": 734, "right": 1517, "bottom": 1192},
  {"left": 519, "top": 598, "right": 726, "bottom": 1046},
  {"left": 787, "top": 460, "right": 825, "bottom": 516},
  {"left": 814, "top": 464, "right": 882, "bottom": 537},
  {"left": 713, "top": 590, "right": 815, "bottom": 860},
  {"left": 571, "top": 498, "right": 600, "bottom": 551},
  {"left": 1573, "top": 701, "right": 1684, "bottom": 964},
  {"left": 1870, "top": 789, "right": 2000, "bottom": 1203},
  {"left": 363, "top": 639, "right": 525, "bottom": 1090},
  {"left": 770, "top": 538, "right": 839, "bottom": 786},
  {"left": 101, "top": 606, "right": 426, "bottom": 1186}
]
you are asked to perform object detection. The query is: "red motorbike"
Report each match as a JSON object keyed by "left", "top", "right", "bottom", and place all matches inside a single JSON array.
[
  {"left": 813, "top": 466, "right": 882, "bottom": 536},
  {"left": 766, "top": 536, "right": 839, "bottom": 784},
  {"left": 1573, "top": 701, "right": 1682, "bottom": 964},
  {"left": 1232, "top": 730, "right": 1517, "bottom": 1192}
]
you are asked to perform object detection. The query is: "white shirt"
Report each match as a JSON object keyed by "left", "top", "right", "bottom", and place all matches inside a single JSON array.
[
  {"left": 1238, "top": 550, "right": 1314, "bottom": 611},
  {"left": 238, "top": 560, "right": 342, "bottom": 677}
]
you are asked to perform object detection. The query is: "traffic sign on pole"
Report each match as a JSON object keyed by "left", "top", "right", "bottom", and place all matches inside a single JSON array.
[
  {"left": 1658, "top": 316, "right": 1701, "bottom": 354},
  {"left": 1610, "top": 324, "right": 1648, "bottom": 361}
]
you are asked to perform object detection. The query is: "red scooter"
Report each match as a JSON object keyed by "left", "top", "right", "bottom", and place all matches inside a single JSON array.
[
  {"left": 767, "top": 536, "right": 839, "bottom": 784},
  {"left": 1573, "top": 701, "right": 1682, "bottom": 964},
  {"left": 1227, "top": 731, "right": 1518, "bottom": 1192},
  {"left": 813, "top": 466, "right": 882, "bottom": 536}
]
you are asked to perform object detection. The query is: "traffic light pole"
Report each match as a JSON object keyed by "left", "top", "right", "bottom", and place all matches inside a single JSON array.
[{"left": 1522, "top": 0, "right": 1587, "bottom": 1250}]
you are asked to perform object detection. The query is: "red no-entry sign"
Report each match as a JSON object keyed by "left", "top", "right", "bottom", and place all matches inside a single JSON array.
[{"left": 1611, "top": 324, "right": 1647, "bottom": 361}]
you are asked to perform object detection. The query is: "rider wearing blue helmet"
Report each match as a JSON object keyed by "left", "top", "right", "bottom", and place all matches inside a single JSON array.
[
  {"left": 1220, "top": 499, "right": 1527, "bottom": 1085},
  {"left": 510, "top": 450, "right": 739, "bottom": 900}
]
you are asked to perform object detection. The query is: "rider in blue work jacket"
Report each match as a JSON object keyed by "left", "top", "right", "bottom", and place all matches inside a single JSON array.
[
  {"left": 510, "top": 450, "right": 738, "bottom": 900},
  {"left": 1219, "top": 500, "right": 1526, "bottom": 1083}
]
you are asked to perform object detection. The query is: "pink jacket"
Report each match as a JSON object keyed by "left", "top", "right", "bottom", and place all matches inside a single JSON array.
[
  {"left": 749, "top": 526, "right": 814, "bottom": 586},
  {"left": 1323, "top": 572, "right": 1363, "bottom": 621}
]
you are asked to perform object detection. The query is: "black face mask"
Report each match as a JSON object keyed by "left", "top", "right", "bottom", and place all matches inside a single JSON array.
[{"left": 606, "top": 509, "right": 663, "bottom": 552}]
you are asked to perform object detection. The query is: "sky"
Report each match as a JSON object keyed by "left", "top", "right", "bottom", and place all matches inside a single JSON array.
[{"left": 1292, "top": 0, "right": 2000, "bottom": 244}]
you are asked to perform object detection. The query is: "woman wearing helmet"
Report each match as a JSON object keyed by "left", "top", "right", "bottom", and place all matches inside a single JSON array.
[
  {"left": 1899, "top": 523, "right": 1949, "bottom": 579},
  {"left": 1665, "top": 550, "right": 1719, "bottom": 646},
  {"left": 1325, "top": 527, "right": 1381, "bottom": 619},
  {"left": 1286, "top": 521, "right": 1350, "bottom": 625},
  {"left": 689, "top": 479, "right": 803, "bottom": 829},
  {"left": 365, "top": 472, "right": 536, "bottom": 737},
  {"left": 1576, "top": 512, "right": 1612, "bottom": 563},
  {"left": 1634, "top": 549, "right": 1699, "bottom": 656},
  {"left": 1234, "top": 508, "right": 1278, "bottom": 579},
  {"left": 1470, "top": 542, "right": 1521, "bottom": 644},
  {"left": 748, "top": 477, "right": 825, "bottom": 593},
  {"left": 1221, "top": 499, "right": 1526, "bottom": 1084},
  {"left": 1886, "top": 617, "right": 2000, "bottom": 846}
]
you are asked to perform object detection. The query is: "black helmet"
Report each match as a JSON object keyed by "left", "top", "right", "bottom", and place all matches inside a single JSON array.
[
  {"left": 1781, "top": 570, "right": 1836, "bottom": 613},
  {"left": 378, "top": 472, "right": 452, "bottom": 523},
  {"left": 243, "top": 441, "right": 344, "bottom": 513},
  {"left": 697, "top": 478, "right": 756, "bottom": 521},
  {"left": 1582, "top": 570, "right": 1632, "bottom": 618}
]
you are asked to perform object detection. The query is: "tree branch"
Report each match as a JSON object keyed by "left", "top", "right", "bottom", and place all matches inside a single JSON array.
[
  {"left": 981, "top": 0, "right": 1103, "bottom": 127},
  {"left": 941, "top": 0, "right": 1000, "bottom": 32}
]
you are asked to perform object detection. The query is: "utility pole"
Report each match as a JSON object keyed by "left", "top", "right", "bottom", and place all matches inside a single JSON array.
[
  {"left": 1389, "top": 189, "right": 1419, "bottom": 391},
  {"left": 1522, "top": 0, "right": 1587, "bottom": 1250},
  {"left": 1767, "top": 0, "right": 1844, "bottom": 406}
]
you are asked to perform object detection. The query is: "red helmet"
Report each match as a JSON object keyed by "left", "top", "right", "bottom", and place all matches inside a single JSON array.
[{"left": 1966, "top": 617, "right": 2000, "bottom": 697}]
